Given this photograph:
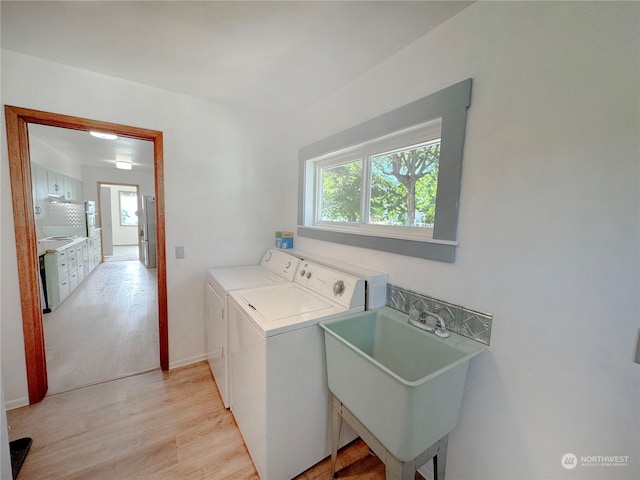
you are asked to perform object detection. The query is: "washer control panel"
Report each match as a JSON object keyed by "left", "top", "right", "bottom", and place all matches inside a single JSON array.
[{"left": 294, "top": 261, "right": 365, "bottom": 308}]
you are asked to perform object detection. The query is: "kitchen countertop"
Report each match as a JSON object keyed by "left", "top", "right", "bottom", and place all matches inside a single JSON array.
[{"left": 38, "top": 236, "right": 88, "bottom": 255}]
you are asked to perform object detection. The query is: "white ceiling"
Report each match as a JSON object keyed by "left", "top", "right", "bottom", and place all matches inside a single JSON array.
[
  {"left": 2, "top": 0, "right": 472, "bottom": 169},
  {"left": 28, "top": 124, "right": 155, "bottom": 172}
]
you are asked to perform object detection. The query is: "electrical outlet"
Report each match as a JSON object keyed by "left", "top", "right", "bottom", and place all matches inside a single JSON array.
[{"left": 175, "top": 246, "right": 185, "bottom": 260}]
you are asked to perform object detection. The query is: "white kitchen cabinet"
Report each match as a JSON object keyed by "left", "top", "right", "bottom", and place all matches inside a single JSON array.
[
  {"left": 82, "top": 242, "right": 90, "bottom": 277},
  {"left": 63, "top": 176, "right": 74, "bottom": 201},
  {"left": 76, "top": 259, "right": 85, "bottom": 283},
  {"left": 47, "top": 170, "right": 65, "bottom": 197},
  {"left": 88, "top": 237, "right": 95, "bottom": 272},
  {"left": 67, "top": 246, "right": 79, "bottom": 295},
  {"left": 63, "top": 176, "right": 82, "bottom": 202},
  {"left": 34, "top": 163, "right": 82, "bottom": 203},
  {"left": 93, "top": 231, "right": 102, "bottom": 268},
  {"left": 44, "top": 248, "right": 71, "bottom": 308},
  {"left": 58, "top": 277, "right": 71, "bottom": 304},
  {"left": 87, "top": 231, "right": 102, "bottom": 274},
  {"left": 69, "top": 270, "right": 79, "bottom": 292},
  {"left": 44, "top": 238, "right": 91, "bottom": 310},
  {"left": 67, "top": 245, "right": 78, "bottom": 273},
  {"left": 31, "top": 163, "right": 49, "bottom": 219}
]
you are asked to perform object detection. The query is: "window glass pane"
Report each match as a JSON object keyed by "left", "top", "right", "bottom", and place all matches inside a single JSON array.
[
  {"left": 369, "top": 140, "right": 440, "bottom": 227},
  {"left": 320, "top": 160, "right": 362, "bottom": 222},
  {"left": 119, "top": 191, "right": 138, "bottom": 226}
]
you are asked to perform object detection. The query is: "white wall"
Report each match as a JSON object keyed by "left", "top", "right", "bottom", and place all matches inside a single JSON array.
[
  {"left": 291, "top": 2, "right": 639, "bottom": 480},
  {"left": 1, "top": 50, "right": 291, "bottom": 406},
  {"left": 81, "top": 165, "right": 155, "bottom": 202}
]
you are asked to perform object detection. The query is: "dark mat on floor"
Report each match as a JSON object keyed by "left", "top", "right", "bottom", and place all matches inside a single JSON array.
[{"left": 10, "top": 437, "right": 32, "bottom": 480}]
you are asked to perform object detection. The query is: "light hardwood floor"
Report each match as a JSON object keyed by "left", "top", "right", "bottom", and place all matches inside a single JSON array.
[
  {"left": 44, "top": 254, "right": 159, "bottom": 394},
  {"left": 7, "top": 362, "right": 390, "bottom": 480},
  {"left": 104, "top": 245, "right": 140, "bottom": 263}
]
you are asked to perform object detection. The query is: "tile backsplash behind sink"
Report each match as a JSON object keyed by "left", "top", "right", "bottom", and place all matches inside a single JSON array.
[
  {"left": 41, "top": 202, "right": 86, "bottom": 238},
  {"left": 387, "top": 284, "right": 493, "bottom": 346}
]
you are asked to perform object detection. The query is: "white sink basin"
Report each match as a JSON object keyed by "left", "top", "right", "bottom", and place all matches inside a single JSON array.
[{"left": 320, "top": 306, "right": 485, "bottom": 462}]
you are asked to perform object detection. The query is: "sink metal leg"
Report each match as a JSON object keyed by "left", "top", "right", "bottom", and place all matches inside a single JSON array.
[
  {"left": 433, "top": 435, "right": 448, "bottom": 480},
  {"left": 330, "top": 396, "right": 343, "bottom": 479},
  {"left": 385, "top": 463, "right": 419, "bottom": 480}
]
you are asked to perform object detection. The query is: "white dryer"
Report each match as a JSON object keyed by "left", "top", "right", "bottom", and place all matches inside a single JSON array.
[
  {"left": 206, "top": 249, "right": 300, "bottom": 408},
  {"left": 228, "top": 260, "right": 365, "bottom": 480}
]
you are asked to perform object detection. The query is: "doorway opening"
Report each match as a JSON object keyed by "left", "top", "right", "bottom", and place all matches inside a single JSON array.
[
  {"left": 98, "top": 183, "right": 141, "bottom": 262},
  {"left": 5, "top": 105, "right": 168, "bottom": 404}
]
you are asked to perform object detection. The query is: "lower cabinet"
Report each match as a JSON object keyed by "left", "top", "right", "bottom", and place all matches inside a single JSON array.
[{"left": 44, "top": 237, "right": 101, "bottom": 311}]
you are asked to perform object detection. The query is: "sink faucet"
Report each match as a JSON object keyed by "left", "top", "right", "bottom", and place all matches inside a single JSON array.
[
  {"left": 408, "top": 309, "right": 450, "bottom": 338},
  {"left": 431, "top": 312, "right": 450, "bottom": 338}
]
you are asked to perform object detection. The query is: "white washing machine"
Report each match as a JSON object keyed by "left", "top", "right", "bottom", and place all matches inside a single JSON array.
[
  {"left": 228, "top": 260, "right": 365, "bottom": 480},
  {"left": 206, "top": 249, "right": 300, "bottom": 408}
]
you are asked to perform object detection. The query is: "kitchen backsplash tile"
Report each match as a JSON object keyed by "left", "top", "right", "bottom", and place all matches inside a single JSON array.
[
  {"left": 42, "top": 202, "right": 85, "bottom": 238},
  {"left": 387, "top": 284, "right": 492, "bottom": 346}
]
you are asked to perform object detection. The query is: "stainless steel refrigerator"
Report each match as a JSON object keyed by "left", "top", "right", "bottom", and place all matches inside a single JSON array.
[{"left": 140, "top": 196, "right": 157, "bottom": 268}]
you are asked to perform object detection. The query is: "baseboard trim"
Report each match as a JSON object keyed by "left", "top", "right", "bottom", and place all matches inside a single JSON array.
[
  {"left": 169, "top": 354, "right": 208, "bottom": 370},
  {"left": 6, "top": 397, "right": 29, "bottom": 411}
]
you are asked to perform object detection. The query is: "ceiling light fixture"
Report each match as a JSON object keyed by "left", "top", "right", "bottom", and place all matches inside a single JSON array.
[
  {"left": 116, "top": 161, "right": 132, "bottom": 170},
  {"left": 115, "top": 155, "right": 132, "bottom": 170},
  {"left": 90, "top": 131, "right": 118, "bottom": 140}
]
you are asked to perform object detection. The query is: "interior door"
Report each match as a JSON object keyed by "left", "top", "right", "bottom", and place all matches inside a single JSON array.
[{"left": 99, "top": 185, "right": 114, "bottom": 257}]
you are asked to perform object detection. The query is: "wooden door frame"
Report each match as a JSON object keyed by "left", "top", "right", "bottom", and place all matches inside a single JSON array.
[{"left": 4, "top": 105, "right": 169, "bottom": 404}]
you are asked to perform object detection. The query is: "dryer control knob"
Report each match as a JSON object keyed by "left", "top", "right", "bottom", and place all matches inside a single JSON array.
[
  {"left": 299, "top": 269, "right": 306, "bottom": 276},
  {"left": 333, "top": 280, "right": 345, "bottom": 296},
  {"left": 306, "top": 272, "right": 312, "bottom": 279}
]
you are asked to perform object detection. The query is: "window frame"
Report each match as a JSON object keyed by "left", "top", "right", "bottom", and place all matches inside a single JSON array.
[
  {"left": 298, "top": 78, "right": 472, "bottom": 263},
  {"left": 314, "top": 122, "right": 442, "bottom": 238}
]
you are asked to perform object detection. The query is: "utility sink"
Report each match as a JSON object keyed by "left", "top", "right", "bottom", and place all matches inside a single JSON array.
[{"left": 320, "top": 307, "right": 485, "bottom": 462}]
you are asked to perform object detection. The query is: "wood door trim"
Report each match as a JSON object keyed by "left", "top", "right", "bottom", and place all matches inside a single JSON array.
[{"left": 4, "top": 105, "right": 169, "bottom": 404}]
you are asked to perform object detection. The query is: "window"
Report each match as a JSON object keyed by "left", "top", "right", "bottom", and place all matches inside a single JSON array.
[
  {"left": 369, "top": 139, "right": 439, "bottom": 228},
  {"left": 119, "top": 191, "right": 138, "bottom": 226},
  {"left": 319, "top": 158, "right": 362, "bottom": 223},
  {"left": 315, "top": 119, "right": 441, "bottom": 239},
  {"left": 298, "top": 79, "right": 472, "bottom": 262}
]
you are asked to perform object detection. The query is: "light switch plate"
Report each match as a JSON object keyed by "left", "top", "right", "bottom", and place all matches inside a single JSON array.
[{"left": 175, "top": 246, "right": 185, "bottom": 259}]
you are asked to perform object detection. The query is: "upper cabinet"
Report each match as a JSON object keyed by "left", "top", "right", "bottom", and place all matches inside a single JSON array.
[
  {"left": 47, "top": 169, "right": 65, "bottom": 197},
  {"left": 32, "top": 163, "right": 50, "bottom": 219},
  {"left": 63, "top": 176, "right": 82, "bottom": 202},
  {"left": 33, "top": 163, "right": 83, "bottom": 206}
]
